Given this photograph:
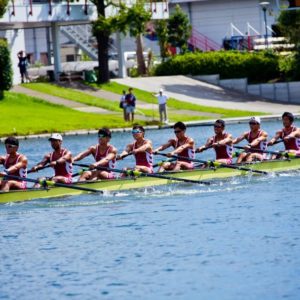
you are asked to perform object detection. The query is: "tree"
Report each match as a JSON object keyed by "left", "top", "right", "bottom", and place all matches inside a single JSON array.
[
  {"left": 0, "top": 39, "right": 13, "bottom": 99},
  {"left": 155, "top": 19, "right": 169, "bottom": 62},
  {"left": 167, "top": 4, "right": 191, "bottom": 54},
  {"left": 120, "top": 2, "right": 152, "bottom": 75},
  {"left": 0, "top": 0, "right": 8, "bottom": 17}
]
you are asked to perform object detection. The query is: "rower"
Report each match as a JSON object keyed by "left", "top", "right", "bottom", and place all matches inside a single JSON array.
[
  {"left": 30, "top": 133, "right": 73, "bottom": 184},
  {"left": 118, "top": 125, "right": 153, "bottom": 173},
  {"left": 196, "top": 119, "right": 233, "bottom": 164},
  {"left": 154, "top": 121, "right": 195, "bottom": 171},
  {"left": 0, "top": 137, "right": 28, "bottom": 191},
  {"left": 73, "top": 128, "right": 117, "bottom": 181},
  {"left": 233, "top": 117, "right": 268, "bottom": 163},
  {"left": 268, "top": 112, "right": 300, "bottom": 156}
]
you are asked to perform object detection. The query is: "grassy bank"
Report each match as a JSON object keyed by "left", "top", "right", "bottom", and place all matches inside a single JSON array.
[{"left": 0, "top": 92, "right": 127, "bottom": 137}]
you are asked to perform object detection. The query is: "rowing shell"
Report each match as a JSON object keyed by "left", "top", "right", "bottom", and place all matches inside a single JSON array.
[{"left": 1, "top": 158, "right": 300, "bottom": 204}]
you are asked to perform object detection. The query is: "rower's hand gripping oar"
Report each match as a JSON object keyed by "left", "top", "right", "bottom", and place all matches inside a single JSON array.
[
  {"left": 73, "top": 163, "right": 211, "bottom": 185},
  {"left": 155, "top": 152, "right": 268, "bottom": 175},
  {"left": 28, "top": 164, "right": 51, "bottom": 174},
  {"left": 1, "top": 174, "right": 103, "bottom": 193}
]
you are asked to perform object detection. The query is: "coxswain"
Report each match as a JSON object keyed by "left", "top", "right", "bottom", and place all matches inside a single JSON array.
[
  {"left": 268, "top": 112, "right": 300, "bottom": 156},
  {"left": 73, "top": 128, "right": 117, "bottom": 181},
  {"left": 153, "top": 121, "right": 195, "bottom": 171},
  {"left": 118, "top": 125, "right": 153, "bottom": 173},
  {"left": 0, "top": 137, "right": 28, "bottom": 191},
  {"left": 30, "top": 133, "right": 72, "bottom": 184},
  {"left": 233, "top": 117, "right": 268, "bottom": 163},
  {"left": 196, "top": 119, "right": 233, "bottom": 164}
]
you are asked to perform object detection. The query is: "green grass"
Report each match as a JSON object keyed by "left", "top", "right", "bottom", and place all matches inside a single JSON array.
[
  {"left": 96, "top": 81, "right": 267, "bottom": 118},
  {"left": 0, "top": 92, "right": 130, "bottom": 137}
]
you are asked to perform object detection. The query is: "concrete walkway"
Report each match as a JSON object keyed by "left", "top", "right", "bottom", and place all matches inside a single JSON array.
[{"left": 113, "top": 75, "right": 300, "bottom": 114}]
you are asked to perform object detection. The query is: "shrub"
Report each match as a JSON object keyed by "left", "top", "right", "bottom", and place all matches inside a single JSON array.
[
  {"left": 0, "top": 38, "right": 13, "bottom": 98},
  {"left": 279, "top": 52, "right": 300, "bottom": 81},
  {"left": 154, "top": 51, "right": 280, "bottom": 83}
]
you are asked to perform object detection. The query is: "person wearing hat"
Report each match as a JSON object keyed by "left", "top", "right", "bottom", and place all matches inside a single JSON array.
[
  {"left": 30, "top": 133, "right": 73, "bottom": 184},
  {"left": 0, "top": 137, "right": 28, "bottom": 191},
  {"left": 154, "top": 88, "right": 169, "bottom": 124},
  {"left": 125, "top": 88, "right": 136, "bottom": 122},
  {"left": 118, "top": 125, "right": 153, "bottom": 173},
  {"left": 153, "top": 121, "right": 195, "bottom": 171},
  {"left": 233, "top": 117, "right": 268, "bottom": 163},
  {"left": 196, "top": 119, "right": 233, "bottom": 164},
  {"left": 268, "top": 112, "right": 300, "bottom": 155},
  {"left": 73, "top": 128, "right": 117, "bottom": 181}
]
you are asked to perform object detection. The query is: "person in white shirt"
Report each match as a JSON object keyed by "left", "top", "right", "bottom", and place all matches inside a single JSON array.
[{"left": 155, "top": 89, "right": 168, "bottom": 124}]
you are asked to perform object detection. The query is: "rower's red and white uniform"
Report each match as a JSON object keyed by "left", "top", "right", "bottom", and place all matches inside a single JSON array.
[
  {"left": 93, "top": 144, "right": 116, "bottom": 179},
  {"left": 172, "top": 137, "right": 195, "bottom": 169},
  {"left": 133, "top": 140, "right": 153, "bottom": 172},
  {"left": 246, "top": 130, "right": 267, "bottom": 157},
  {"left": 281, "top": 126, "right": 300, "bottom": 153},
  {"left": 4, "top": 153, "right": 27, "bottom": 189},
  {"left": 49, "top": 149, "right": 72, "bottom": 183},
  {"left": 213, "top": 133, "right": 233, "bottom": 164}
]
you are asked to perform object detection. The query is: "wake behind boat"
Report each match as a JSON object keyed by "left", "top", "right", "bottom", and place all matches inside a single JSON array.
[{"left": 1, "top": 157, "right": 300, "bottom": 204}]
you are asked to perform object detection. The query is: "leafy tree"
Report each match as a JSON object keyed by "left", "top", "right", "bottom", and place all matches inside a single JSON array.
[
  {"left": 167, "top": 4, "right": 191, "bottom": 54},
  {"left": 0, "top": 39, "right": 13, "bottom": 99},
  {"left": 155, "top": 19, "right": 169, "bottom": 62},
  {"left": 119, "top": 2, "right": 152, "bottom": 75},
  {"left": 0, "top": 0, "right": 8, "bottom": 17}
]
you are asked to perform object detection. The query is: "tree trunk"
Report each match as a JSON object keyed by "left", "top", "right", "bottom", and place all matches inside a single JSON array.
[
  {"left": 96, "top": 0, "right": 110, "bottom": 84},
  {"left": 136, "top": 33, "right": 147, "bottom": 75}
]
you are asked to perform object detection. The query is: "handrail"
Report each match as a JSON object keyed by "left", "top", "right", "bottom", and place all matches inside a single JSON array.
[{"left": 189, "top": 28, "right": 221, "bottom": 51}]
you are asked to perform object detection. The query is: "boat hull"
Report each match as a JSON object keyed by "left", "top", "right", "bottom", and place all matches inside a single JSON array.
[{"left": 1, "top": 158, "right": 299, "bottom": 204}]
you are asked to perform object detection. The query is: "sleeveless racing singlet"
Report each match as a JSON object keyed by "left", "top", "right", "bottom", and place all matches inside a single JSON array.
[
  {"left": 213, "top": 133, "right": 233, "bottom": 160},
  {"left": 281, "top": 126, "right": 300, "bottom": 151},
  {"left": 173, "top": 137, "right": 195, "bottom": 162},
  {"left": 49, "top": 149, "right": 72, "bottom": 178},
  {"left": 133, "top": 140, "right": 153, "bottom": 169},
  {"left": 93, "top": 144, "right": 116, "bottom": 169},
  {"left": 246, "top": 130, "right": 267, "bottom": 151},
  {"left": 4, "top": 153, "right": 27, "bottom": 180}
]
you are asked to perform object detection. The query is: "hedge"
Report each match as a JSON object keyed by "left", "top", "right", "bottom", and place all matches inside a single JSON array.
[
  {"left": 154, "top": 51, "right": 280, "bottom": 83},
  {"left": 0, "top": 38, "right": 13, "bottom": 96}
]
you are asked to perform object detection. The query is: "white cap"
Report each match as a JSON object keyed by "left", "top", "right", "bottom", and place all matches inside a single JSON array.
[
  {"left": 48, "top": 133, "right": 63, "bottom": 141},
  {"left": 249, "top": 116, "right": 261, "bottom": 124},
  {"left": 159, "top": 88, "right": 163, "bottom": 92}
]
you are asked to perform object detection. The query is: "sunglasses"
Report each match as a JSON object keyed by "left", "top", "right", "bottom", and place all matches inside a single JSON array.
[
  {"left": 249, "top": 122, "right": 259, "bottom": 125},
  {"left": 5, "top": 144, "right": 17, "bottom": 148},
  {"left": 174, "top": 130, "right": 182, "bottom": 134},
  {"left": 132, "top": 130, "right": 143, "bottom": 134},
  {"left": 214, "top": 125, "right": 223, "bottom": 128},
  {"left": 98, "top": 134, "right": 108, "bottom": 138}
]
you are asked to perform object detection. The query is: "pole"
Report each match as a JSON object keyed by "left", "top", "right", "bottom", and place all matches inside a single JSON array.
[{"left": 263, "top": 7, "right": 268, "bottom": 49}]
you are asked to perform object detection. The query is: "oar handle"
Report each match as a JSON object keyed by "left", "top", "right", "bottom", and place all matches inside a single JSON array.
[{"left": 28, "top": 164, "right": 51, "bottom": 174}]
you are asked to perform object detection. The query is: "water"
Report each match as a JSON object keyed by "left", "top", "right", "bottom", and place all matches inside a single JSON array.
[{"left": 1, "top": 120, "right": 300, "bottom": 299}]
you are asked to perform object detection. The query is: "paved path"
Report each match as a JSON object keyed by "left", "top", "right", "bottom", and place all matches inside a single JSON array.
[{"left": 113, "top": 76, "right": 300, "bottom": 114}]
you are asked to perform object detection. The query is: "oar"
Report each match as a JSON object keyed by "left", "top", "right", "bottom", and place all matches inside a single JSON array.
[
  {"left": 155, "top": 152, "right": 268, "bottom": 175},
  {"left": 28, "top": 164, "right": 51, "bottom": 174},
  {"left": 2, "top": 174, "right": 103, "bottom": 193},
  {"left": 73, "top": 163, "right": 211, "bottom": 185},
  {"left": 153, "top": 158, "right": 177, "bottom": 168}
]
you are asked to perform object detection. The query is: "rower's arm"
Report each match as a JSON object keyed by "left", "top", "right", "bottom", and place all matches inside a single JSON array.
[
  {"left": 118, "top": 144, "right": 133, "bottom": 159},
  {"left": 172, "top": 138, "right": 194, "bottom": 155},
  {"left": 219, "top": 133, "right": 233, "bottom": 146},
  {"left": 232, "top": 132, "right": 247, "bottom": 144},
  {"left": 73, "top": 147, "right": 93, "bottom": 162},
  {"left": 196, "top": 138, "right": 213, "bottom": 153},
  {"left": 251, "top": 131, "right": 268, "bottom": 147},
  {"left": 154, "top": 140, "right": 173, "bottom": 153},
  {"left": 93, "top": 147, "right": 117, "bottom": 167},
  {"left": 30, "top": 154, "right": 50, "bottom": 171},
  {"left": 6, "top": 155, "right": 28, "bottom": 174},
  {"left": 0, "top": 156, "right": 4, "bottom": 165},
  {"left": 56, "top": 150, "right": 72, "bottom": 164},
  {"left": 268, "top": 131, "right": 282, "bottom": 145},
  {"left": 286, "top": 128, "right": 300, "bottom": 139},
  {"left": 133, "top": 140, "right": 153, "bottom": 154}
]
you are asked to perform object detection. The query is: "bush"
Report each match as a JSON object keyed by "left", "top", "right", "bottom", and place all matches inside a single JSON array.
[
  {"left": 154, "top": 51, "right": 280, "bottom": 83},
  {"left": 0, "top": 38, "right": 13, "bottom": 98},
  {"left": 279, "top": 52, "right": 300, "bottom": 81}
]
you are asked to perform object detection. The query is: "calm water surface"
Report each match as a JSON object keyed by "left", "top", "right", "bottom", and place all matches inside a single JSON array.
[{"left": 1, "top": 121, "right": 300, "bottom": 299}]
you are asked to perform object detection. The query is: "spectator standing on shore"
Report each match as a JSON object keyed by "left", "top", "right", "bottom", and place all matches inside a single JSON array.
[
  {"left": 17, "top": 51, "right": 30, "bottom": 83},
  {"left": 120, "top": 90, "right": 127, "bottom": 121},
  {"left": 155, "top": 88, "right": 168, "bottom": 124},
  {"left": 125, "top": 88, "right": 136, "bottom": 122}
]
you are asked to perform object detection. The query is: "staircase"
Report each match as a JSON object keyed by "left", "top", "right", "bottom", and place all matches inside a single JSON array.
[
  {"left": 188, "top": 28, "right": 221, "bottom": 52},
  {"left": 60, "top": 25, "right": 98, "bottom": 60}
]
